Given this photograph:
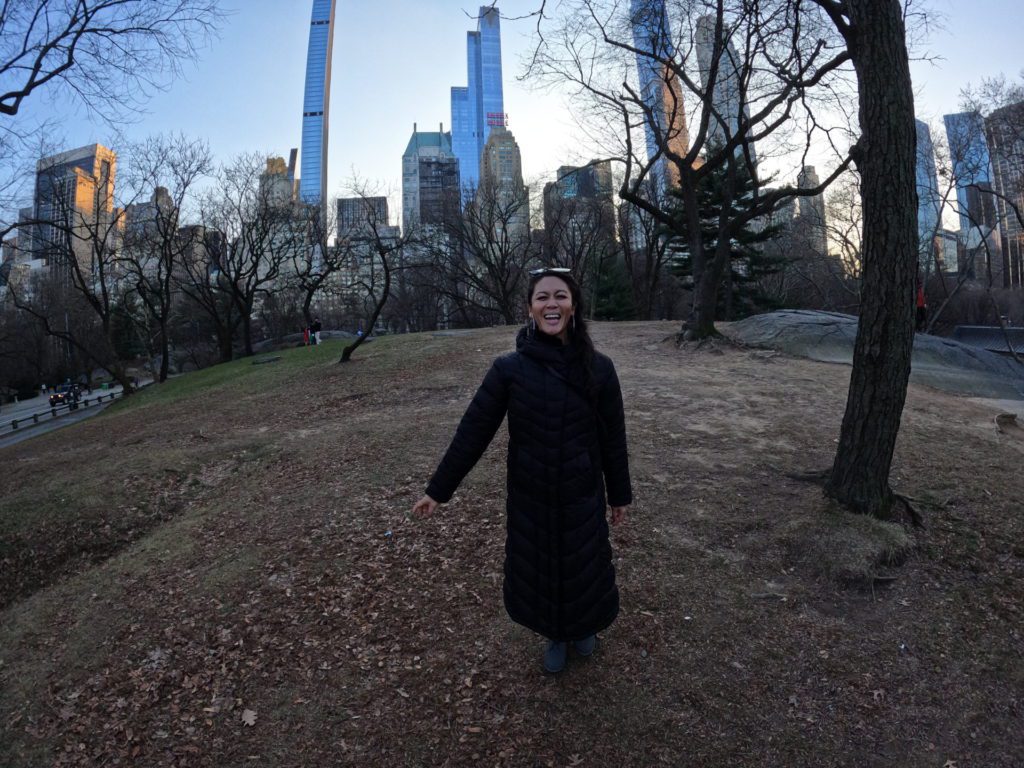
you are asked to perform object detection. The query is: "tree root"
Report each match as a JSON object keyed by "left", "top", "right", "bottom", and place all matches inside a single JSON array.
[
  {"left": 785, "top": 468, "right": 831, "bottom": 483},
  {"left": 784, "top": 468, "right": 924, "bottom": 528},
  {"left": 894, "top": 493, "right": 925, "bottom": 529}
]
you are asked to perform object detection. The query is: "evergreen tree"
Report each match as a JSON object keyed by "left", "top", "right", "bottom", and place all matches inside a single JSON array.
[
  {"left": 593, "top": 253, "right": 637, "bottom": 321},
  {"left": 665, "top": 156, "right": 788, "bottom": 320}
]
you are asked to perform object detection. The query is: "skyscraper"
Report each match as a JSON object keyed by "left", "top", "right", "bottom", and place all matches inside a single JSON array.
[
  {"left": 915, "top": 119, "right": 942, "bottom": 275},
  {"left": 479, "top": 127, "right": 525, "bottom": 193},
  {"left": 401, "top": 124, "right": 460, "bottom": 232},
  {"left": 542, "top": 160, "right": 616, "bottom": 264},
  {"left": 943, "top": 111, "right": 1000, "bottom": 278},
  {"left": 450, "top": 6, "right": 505, "bottom": 195},
  {"left": 32, "top": 144, "right": 117, "bottom": 272},
  {"left": 797, "top": 165, "right": 827, "bottom": 256},
  {"left": 300, "top": 0, "right": 337, "bottom": 207},
  {"left": 629, "top": 0, "right": 692, "bottom": 193},
  {"left": 338, "top": 196, "right": 389, "bottom": 238},
  {"left": 479, "top": 126, "right": 530, "bottom": 236},
  {"left": 695, "top": 14, "right": 756, "bottom": 168},
  {"left": 985, "top": 101, "right": 1024, "bottom": 288}
]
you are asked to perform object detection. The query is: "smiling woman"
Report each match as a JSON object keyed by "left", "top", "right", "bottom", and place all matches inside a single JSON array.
[{"left": 412, "top": 269, "right": 632, "bottom": 674}]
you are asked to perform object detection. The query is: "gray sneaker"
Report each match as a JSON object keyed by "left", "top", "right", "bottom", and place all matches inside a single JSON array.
[
  {"left": 574, "top": 635, "right": 597, "bottom": 657},
  {"left": 543, "top": 641, "right": 567, "bottom": 673}
]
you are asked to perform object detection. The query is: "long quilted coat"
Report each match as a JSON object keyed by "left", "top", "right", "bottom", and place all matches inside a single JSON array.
[{"left": 426, "top": 328, "right": 632, "bottom": 642}]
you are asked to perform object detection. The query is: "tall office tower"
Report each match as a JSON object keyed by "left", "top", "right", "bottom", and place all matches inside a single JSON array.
[
  {"left": 630, "top": 0, "right": 692, "bottom": 193},
  {"left": 542, "top": 160, "right": 616, "bottom": 261},
  {"left": 261, "top": 156, "right": 298, "bottom": 208},
  {"left": 547, "top": 162, "right": 615, "bottom": 202},
  {"left": 300, "top": 0, "right": 337, "bottom": 207},
  {"left": 15, "top": 206, "right": 35, "bottom": 259},
  {"left": 335, "top": 195, "right": 400, "bottom": 307},
  {"left": 338, "top": 196, "right": 389, "bottom": 238},
  {"left": 479, "top": 127, "right": 525, "bottom": 194},
  {"left": 479, "top": 126, "right": 530, "bottom": 235},
  {"left": 943, "top": 111, "right": 1000, "bottom": 278},
  {"left": 796, "top": 165, "right": 827, "bottom": 255},
  {"left": 695, "top": 14, "right": 756, "bottom": 168},
  {"left": 915, "top": 120, "right": 943, "bottom": 275},
  {"left": 32, "top": 144, "right": 117, "bottom": 271},
  {"left": 450, "top": 6, "right": 505, "bottom": 195},
  {"left": 985, "top": 101, "right": 1024, "bottom": 288},
  {"left": 122, "top": 187, "right": 175, "bottom": 241},
  {"left": 402, "top": 124, "right": 460, "bottom": 232}
]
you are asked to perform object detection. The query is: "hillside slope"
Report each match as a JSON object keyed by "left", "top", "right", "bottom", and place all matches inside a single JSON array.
[{"left": 1, "top": 323, "right": 1021, "bottom": 767}]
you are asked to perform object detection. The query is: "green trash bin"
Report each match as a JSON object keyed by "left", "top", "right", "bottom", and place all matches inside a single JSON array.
[{"left": 101, "top": 382, "right": 109, "bottom": 390}]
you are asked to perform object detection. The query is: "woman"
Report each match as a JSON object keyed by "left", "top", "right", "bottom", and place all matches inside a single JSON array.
[{"left": 412, "top": 268, "right": 632, "bottom": 674}]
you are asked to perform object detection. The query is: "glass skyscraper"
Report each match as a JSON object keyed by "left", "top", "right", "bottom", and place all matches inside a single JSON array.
[
  {"left": 944, "top": 111, "right": 993, "bottom": 236},
  {"left": 915, "top": 119, "right": 942, "bottom": 275},
  {"left": 985, "top": 101, "right": 1024, "bottom": 287},
  {"left": 450, "top": 7, "right": 505, "bottom": 195},
  {"left": 300, "top": 0, "right": 337, "bottom": 206},
  {"left": 630, "top": 0, "right": 692, "bottom": 193},
  {"left": 695, "top": 14, "right": 757, "bottom": 171}
]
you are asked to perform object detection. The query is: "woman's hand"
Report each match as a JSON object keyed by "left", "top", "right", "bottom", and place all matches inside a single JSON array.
[
  {"left": 412, "top": 495, "right": 440, "bottom": 518},
  {"left": 610, "top": 505, "right": 628, "bottom": 526}
]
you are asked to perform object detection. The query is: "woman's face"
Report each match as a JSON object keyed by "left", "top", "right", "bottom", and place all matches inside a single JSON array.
[{"left": 529, "top": 276, "right": 575, "bottom": 343}]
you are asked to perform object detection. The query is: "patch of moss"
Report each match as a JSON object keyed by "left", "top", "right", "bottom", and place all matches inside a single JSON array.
[{"left": 783, "top": 502, "right": 915, "bottom": 586}]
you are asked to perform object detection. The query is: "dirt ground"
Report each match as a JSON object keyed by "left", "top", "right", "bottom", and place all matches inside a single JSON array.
[{"left": 1, "top": 322, "right": 1021, "bottom": 767}]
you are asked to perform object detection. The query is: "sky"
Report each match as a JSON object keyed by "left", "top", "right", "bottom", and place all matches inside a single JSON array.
[{"left": 10, "top": 0, "right": 1023, "bottom": 222}]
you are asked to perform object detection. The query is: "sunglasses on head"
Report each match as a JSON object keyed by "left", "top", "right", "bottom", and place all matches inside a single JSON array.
[{"left": 529, "top": 266, "right": 572, "bottom": 277}]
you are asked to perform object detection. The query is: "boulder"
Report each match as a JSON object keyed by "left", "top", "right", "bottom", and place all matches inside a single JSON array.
[{"left": 725, "top": 310, "right": 1024, "bottom": 400}]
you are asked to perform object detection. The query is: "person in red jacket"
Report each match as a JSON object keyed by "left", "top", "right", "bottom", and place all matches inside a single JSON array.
[
  {"left": 412, "top": 268, "right": 632, "bottom": 674},
  {"left": 916, "top": 281, "right": 928, "bottom": 332}
]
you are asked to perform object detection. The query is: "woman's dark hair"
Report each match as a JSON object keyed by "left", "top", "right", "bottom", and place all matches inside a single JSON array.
[{"left": 527, "top": 270, "right": 599, "bottom": 404}]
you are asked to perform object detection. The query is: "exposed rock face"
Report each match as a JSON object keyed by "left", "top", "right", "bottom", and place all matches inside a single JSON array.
[{"left": 726, "top": 310, "right": 1024, "bottom": 400}]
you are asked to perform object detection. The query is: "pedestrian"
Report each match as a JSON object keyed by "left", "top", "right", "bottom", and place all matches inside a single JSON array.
[
  {"left": 916, "top": 280, "right": 928, "bottom": 332},
  {"left": 411, "top": 267, "right": 632, "bottom": 674},
  {"left": 303, "top": 325, "right": 310, "bottom": 346},
  {"left": 311, "top": 316, "right": 322, "bottom": 345}
]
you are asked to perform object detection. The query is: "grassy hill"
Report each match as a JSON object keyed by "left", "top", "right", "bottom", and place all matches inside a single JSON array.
[{"left": 1, "top": 323, "right": 1021, "bottom": 767}]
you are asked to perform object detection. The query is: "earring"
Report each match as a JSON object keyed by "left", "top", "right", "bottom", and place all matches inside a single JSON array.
[{"left": 528, "top": 316, "right": 536, "bottom": 339}]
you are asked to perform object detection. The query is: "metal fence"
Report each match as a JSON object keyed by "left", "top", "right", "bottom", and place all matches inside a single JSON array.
[{"left": 4, "top": 390, "right": 125, "bottom": 433}]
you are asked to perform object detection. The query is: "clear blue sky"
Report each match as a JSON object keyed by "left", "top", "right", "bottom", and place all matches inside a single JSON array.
[{"left": 13, "top": 0, "right": 1023, "bottom": 219}]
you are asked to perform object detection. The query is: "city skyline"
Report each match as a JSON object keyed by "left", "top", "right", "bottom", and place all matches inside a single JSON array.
[{"left": 6, "top": 0, "right": 1021, "bottom": 224}]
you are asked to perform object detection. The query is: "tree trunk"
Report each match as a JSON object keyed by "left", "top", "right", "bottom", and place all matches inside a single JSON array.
[
  {"left": 241, "top": 312, "right": 254, "bottom": 357},
  {"left": 341, "top": 247, "right": 392, "bottom": 363},
  {"left": 824, "top": 0, "right": 918, "bottom": 518},
  {"left": 217, "top": 327, "right": 233, "bottom": 362},
  {"left": 159, "top": 325, "right": 170, "bottom": 383}
]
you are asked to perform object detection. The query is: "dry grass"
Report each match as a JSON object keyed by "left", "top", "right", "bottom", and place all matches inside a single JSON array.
[{"left": 1, "top": 323, "right": 1022, "bottom": 767}]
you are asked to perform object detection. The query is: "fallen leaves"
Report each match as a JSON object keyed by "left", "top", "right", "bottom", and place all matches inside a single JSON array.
[{"left": 240, "top": 709, "right": 257, "bottom": 727}]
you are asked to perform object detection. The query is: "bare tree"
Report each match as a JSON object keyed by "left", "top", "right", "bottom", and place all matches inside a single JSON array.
[
  {"left": 530, "top": 0, "right": 856, "bottom": 340},
  {"left": 0, "top": 288, "right": 54, "bottom": 396},
  {"left": 119, "top": 134, "right": 213, "bottom": 381},
  {"left": 196, "top": 153, "right": 296, "bottom": 357},
  {"left": 0, "top": 0, "right": 222, "bottom": 220},
  {"left": 172, "top": 225, "right": 240, "bottom": 363},
  {"left": 286, "top": 199, "right": 352, "bottom": 327},
  {"left": 617, "top": 183, "right": 677, "bottom": 319},
  {"left": 427, "top": 179, "right": 538, "bottom": 325},
  {"left": 0, "top": 0, "right": 222, "bottom": 121},
  {"left": 337, "top": 193, "right": 414, "bottom": 363},
  {"left": 9, "top": 175, "right": 138, "bottom": 390},
  {"left": 541, "top": 184, "right": 618, "bottom": 314}
]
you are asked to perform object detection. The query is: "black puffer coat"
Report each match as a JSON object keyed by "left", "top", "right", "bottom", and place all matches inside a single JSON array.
[{"left": 426, "top": 328, "right": 632, "bottom": 641}]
